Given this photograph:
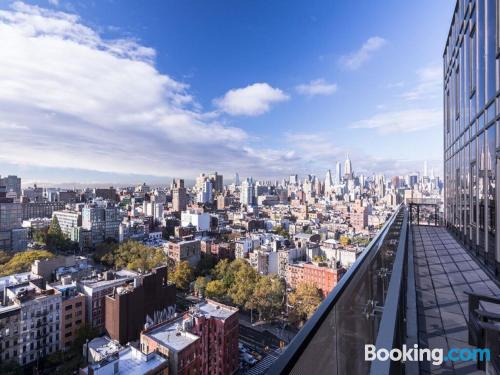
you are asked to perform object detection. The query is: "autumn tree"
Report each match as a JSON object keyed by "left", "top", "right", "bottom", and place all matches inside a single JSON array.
[
  {"left": 205, "top": 279, "right": 226, "bottom": 300},
  {"left": 0, "top": 250, "right": 54, "bottom": 277},
  {"left": 194, "top": 276, "right": 208, "bottom": 297},
  {"left": 339, "top": 235, "right": 351, "bottom": 246},
  {"left": 170, "top": 260, "right": 195, "bottom": 290},
  {"left": 108, "top": 241, "right": 166, "bottom": 273},
  {"left": 288, "top": 282, "right": 323, "bottom": 326}
]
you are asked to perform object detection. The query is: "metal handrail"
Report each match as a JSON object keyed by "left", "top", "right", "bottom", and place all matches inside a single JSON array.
[
  {"left": 369, "top": 207, "right": 408, "bottom": 375},
  {"left": 268, "top": 205, "right": 404, "bottom": 374}
]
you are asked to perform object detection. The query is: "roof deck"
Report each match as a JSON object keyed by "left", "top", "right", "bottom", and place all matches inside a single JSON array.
[
  {"left": 414, "top": 226, "right": 498, "bottom": 374},
  {"left": 268, "top": 204, "right": 500, "bottom": 375}
]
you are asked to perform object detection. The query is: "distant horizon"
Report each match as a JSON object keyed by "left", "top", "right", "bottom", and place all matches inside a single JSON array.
[{"left": 0, "top": 0, "right": 452, "bottom": 182}]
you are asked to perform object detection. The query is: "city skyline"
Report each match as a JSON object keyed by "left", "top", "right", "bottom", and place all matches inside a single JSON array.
[{"left": 0, "top": 0, "right": 452, "bottom": 183}]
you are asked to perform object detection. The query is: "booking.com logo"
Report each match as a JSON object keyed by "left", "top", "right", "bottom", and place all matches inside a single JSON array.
[{"left": 365, "top": 344, "right": 490, "bottom": 365}]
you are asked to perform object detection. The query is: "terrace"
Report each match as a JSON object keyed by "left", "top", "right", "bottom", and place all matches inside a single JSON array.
[{"left": 269, "top": 203, "right": 500, "bottom": 374}]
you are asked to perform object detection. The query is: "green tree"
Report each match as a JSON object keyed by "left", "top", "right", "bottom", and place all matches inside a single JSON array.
[
  {"left": 0, "top": 250, "right": 54, "bottom": 277},
  {"left": 288, "top": 283, "right": 323, "bottom": 326},
  {"left": 45, "top": 216, "right": 78, "bottom": 252},
  {"left": 32, "top": 228, "right": 48, "bottom": 245},
  {"left": 194, "top": 276, "right": 208, "bottom": 297},
  {"left": 312, "top": 255, "right": 327, "bottom": 263},
  {"left": 273, "top": 225, "right": 290, "bottom": 238},
  {"left": 250, "top": 275, "right": 285, "bottom": 322},
  {"left": 205, "top": 279, "right": 226, "bottom": 299},
  {"left": 228, "top": 262, "right": 259, "bottom": 307},
  {"left": 196, "top": 254, "right": 216, "bottom": 276},
  {"left": 0, "top": 361, "right": 22, "bottom": 375},
  {"left": 170, "top": 260, "right": 195, "bottom": 290}
]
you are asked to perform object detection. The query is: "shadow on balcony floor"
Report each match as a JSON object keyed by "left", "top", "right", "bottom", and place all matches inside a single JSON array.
[{"left": 414, "top": 226, "right": 499, "bottom": 375}]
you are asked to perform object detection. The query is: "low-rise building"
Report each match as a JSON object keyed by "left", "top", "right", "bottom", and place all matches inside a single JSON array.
[
  {"left": 48, "top": 278, "right": 86, "bottom": 350},
  {"left": 164, "top": 239, "right": 201, "bottom": 268},
  {"left": 286, "top": 262, "right": 346, "bottom": 298},
  {"left": 105, "top": 266, "right": 176, "bottom": 345},
  {"left": 78, "top": 270, "right": 139, "bottom": 333},
  {"left": 141, "top": 300, "right": 239, "bottom": 375}
]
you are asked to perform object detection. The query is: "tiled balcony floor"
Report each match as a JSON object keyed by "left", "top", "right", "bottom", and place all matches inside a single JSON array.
[{"left": 414, "top": 226, "right": 500, "bottom": 375}]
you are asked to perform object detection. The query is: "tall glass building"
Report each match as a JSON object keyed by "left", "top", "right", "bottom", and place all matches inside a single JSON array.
[{"left": 444, "top": 0, "right": 498, "bottom": 272}]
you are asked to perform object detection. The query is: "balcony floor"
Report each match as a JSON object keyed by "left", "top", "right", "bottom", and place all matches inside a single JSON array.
[{"left": 414, "top": 226, "right": 500, "bottom": 375}]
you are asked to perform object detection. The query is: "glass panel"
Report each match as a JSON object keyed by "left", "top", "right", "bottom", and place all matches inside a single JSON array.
[
  {"left": 479, "top": 131, "right": 486, "bottom": 251},
  {"left": 486, "top": 0, "right": 496, "bottom": 102},
  {"left": 487, "top": 126, "right": 496, "bottom": 259}
]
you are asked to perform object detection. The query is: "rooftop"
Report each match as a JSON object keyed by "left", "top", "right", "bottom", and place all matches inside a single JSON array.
[
  {"left": 117, "top": 346, "right": 167, "bottom": 374},
  {"left": 196, "top": 300, "right": 238, "bottom": 320},
  {"left": 145, "top": 318, "right": 200, "bottom": 351}
]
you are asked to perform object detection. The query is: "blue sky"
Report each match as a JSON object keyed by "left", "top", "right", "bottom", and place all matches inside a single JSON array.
[{"left": 0, "top": 0, "right": 454, "bottom": 185}]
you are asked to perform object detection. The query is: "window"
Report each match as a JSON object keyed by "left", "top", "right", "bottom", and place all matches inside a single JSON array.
[
  {"left": 456, "top": 67, "right": 460, "bottom": 119},
  {"left": 470, "top": 26, "right": 477, "bottom": 94}
]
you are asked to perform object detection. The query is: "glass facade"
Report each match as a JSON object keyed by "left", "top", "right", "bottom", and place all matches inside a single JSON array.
[{"left": 444, "top": 0, "right": 500, "bottom": 273}]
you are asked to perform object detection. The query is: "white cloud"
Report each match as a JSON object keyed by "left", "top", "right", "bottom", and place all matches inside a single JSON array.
[
  {"left": 0, "top": 2, "right": 300, "bottom": 179},
  {"left": 48, "top": 0, "right": 59, "bottom": 6},
  {"left": 402, "top": 65, "right": 441, "bottom": 101},
  {"left": 214, "top": 83, "right": 289, "bottom": 116},
  {"left": 340, "top": 36, "right": 387, "bottom": 70},
  {"left": 295, "top": 79, "right": 338, "bottom": 96},
  {"left": 350, "top": 108, "right": 441, "bottom": 133}
]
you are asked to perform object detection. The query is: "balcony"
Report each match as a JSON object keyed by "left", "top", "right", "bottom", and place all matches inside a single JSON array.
[{"left": 269, "top": 203, "right": 500, "bottom": 374}]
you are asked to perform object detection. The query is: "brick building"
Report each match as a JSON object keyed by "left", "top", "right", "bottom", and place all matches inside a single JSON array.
[
  {"left": 105, "top": 266, "right": 176, "bottom": 344},
  {"left": 48, "top": 278, "right": 86, "bottom": 350},
  {"left": 164, "top": 239, "right": 201, "bottom": 267},
  {"left": 78, "top": 269, "right": 138, "bottom": 333},
  {"left": 286, "top": 262, "right": 346, "bottom": 298},
  {"left": 141, "top": 300, "right": 239, "bottom": 375}
]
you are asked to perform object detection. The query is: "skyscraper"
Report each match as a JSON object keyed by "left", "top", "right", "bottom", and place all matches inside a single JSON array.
[
  {"left": 240, "top": 178, "right": 254, "bottom": 207},
  {"left": 0, "top": 175, "right": 21, "bottom": 198},
  {"left": 209, "top": 171, "right": 223, "bottom": 193},
  {"left": 234, "top": 172, "right": 240, "bottom": 186},
  {"left": 344, "top": 154, "right": 353, "bottom": 179},
  {"left": 197, "top": 179, "right": 213, "bottom": 204},
  {"left": 444, "top": 0, "right": 498, "bottom": 268},
  {"left": 324, "top": 170, "right": 333, "bottom": 192},
  {"left": 335, "top": 161, "right": 342, "bottom": 184},
  {"left": 172, "top": 178, "right": 187, "bottom": 212}
]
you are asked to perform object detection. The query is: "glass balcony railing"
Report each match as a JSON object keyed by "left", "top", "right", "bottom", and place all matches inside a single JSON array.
[{"left": 268, "top": 205, "right": 410, "bottom": 375}]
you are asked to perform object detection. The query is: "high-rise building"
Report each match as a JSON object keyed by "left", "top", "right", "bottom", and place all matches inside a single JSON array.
[
  {"left": 172, "top": 179, "right": 187, "bottom": 212},
  {"left": 81, "top": 203, "right": 120, "bottom": 246},
  {"left": 335, "top": 161, "right": 342, "bottom": 184},
  {"left": 0, "top": 175, "right": 21, "bottom": 198},
  {"left": 0, "top": 193, "right": 27, "bottom": 251},
  {"left": 344, "top": 154, "right": 353, "bottom": 179},
  {"left": 234, "top": 172, "right": 240, "bottom": 186},
  {"left": 209, "top": 172, "right": 223, "bottom": 193},
  {"left": 324, "top": 170, "right": 333, "bottom": 192},
  {"left": 240, "top": 178, "right": 255, "bottom": 207},
  {"left": 444, "top": 0, "right": 498, "bottom": 265},
  {"left": 197, "top": 179, "right": 213, "bottom": 204}
]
